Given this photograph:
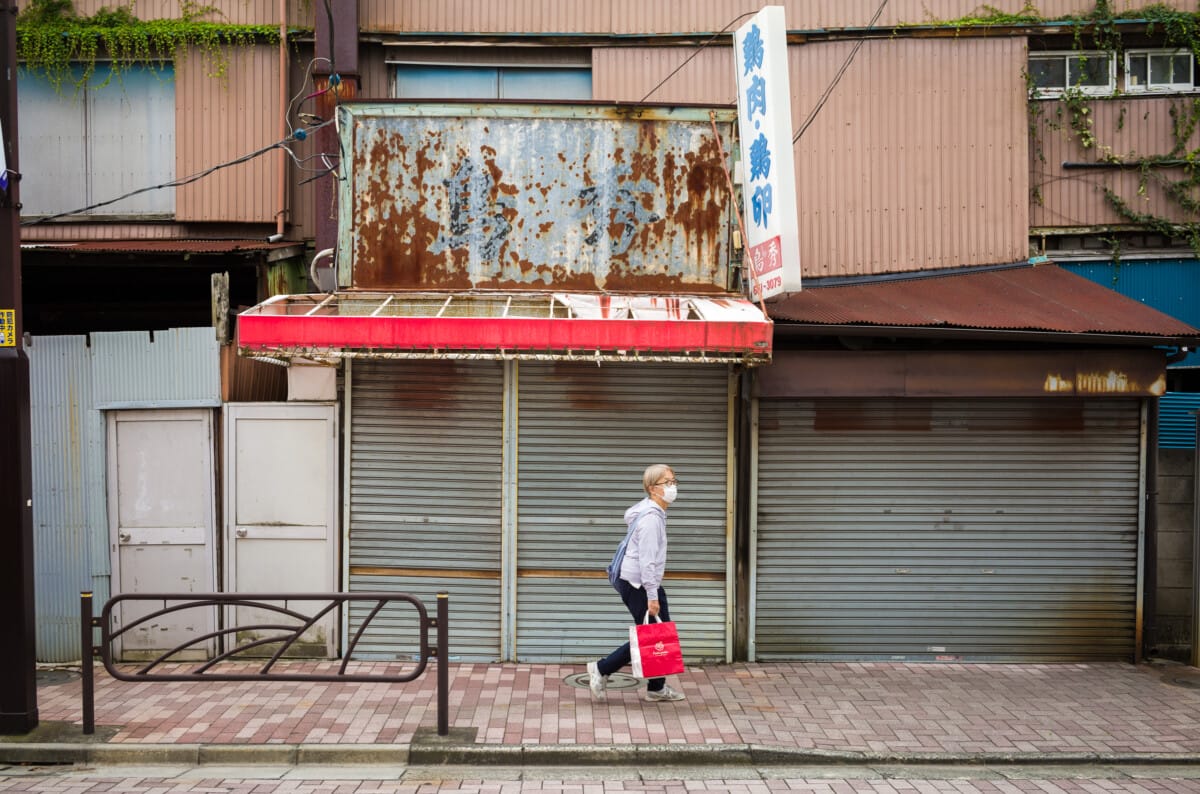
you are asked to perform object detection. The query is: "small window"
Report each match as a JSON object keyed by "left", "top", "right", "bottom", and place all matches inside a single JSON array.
[
  {"left": 1125, "top": 49, "right": 1194, "bottom": 93},
  {"left": 392, "top": 64, "right": 591, "bottom": 101},
  {"left": 1028, "top": 51, "right": 1115, "bottom": 96}
]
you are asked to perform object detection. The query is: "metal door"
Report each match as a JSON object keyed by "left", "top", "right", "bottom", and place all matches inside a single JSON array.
[
  {"left": 107, "top": 409, "right": 216, "bottom": 660},
  {"left": 754, "top": 398, "right": 1143, "bottom": 661},
  {"left": 224, "top": 403, "right": 339, "bottom": 657},
  {"left": 515, "top": 363, "right": 734, "bottom": 662},
  {"left": 347, "top": 360, "right": 504, "bottom": 662}
]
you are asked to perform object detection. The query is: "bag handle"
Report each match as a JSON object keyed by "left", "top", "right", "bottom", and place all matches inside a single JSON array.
[{"left": 642, "top": 612, "right": 662, "bottom": 624}]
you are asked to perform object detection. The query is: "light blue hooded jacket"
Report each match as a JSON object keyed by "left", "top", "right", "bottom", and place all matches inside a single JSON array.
[{"left": 618, "top": 496, "right": 668, "bottom": 601}]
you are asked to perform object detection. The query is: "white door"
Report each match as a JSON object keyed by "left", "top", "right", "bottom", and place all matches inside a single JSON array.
[
  {"left": 107, "top": 409, "right": 217, "bottom": 661},
  {"left": 224, "top": 403, "right": 339, "bottom": 658}
]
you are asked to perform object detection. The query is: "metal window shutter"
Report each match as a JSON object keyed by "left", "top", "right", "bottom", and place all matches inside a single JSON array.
[
  {"left": 348, "top": 360, "right": 504, "bottom": 662},
  {"left": 755, "top": 398, "right": 1141, "bottom": 662},
  {"left": 515, "top": 363, "right": 731, "bottom": 662},
  {"left": 1159, "top": 393, "right": 1200, "bottom": 449}
]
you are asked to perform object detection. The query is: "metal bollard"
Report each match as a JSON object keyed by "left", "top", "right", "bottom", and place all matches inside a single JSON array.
[
  {"left": 80, "top": 592, "right": 94, "bottom": 735},
  {"left": 437, "top": 592, "right": 448, "bottom": 736}
]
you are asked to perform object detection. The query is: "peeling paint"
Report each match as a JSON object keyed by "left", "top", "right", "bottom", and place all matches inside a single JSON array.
[
  {"left": 1043, "top": 373, "right": 1075, "bottom": 393},
  {"left": 340, "top": 104, "right": 738, "bottom": 292}
]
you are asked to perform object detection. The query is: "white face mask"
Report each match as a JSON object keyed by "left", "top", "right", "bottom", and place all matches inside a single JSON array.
[{"left": 659, "top": 483, "right": 678, "bottom": 504}]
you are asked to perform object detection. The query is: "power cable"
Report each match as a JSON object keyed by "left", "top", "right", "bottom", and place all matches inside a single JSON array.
[
  {"left": 639, "top": 12, "right": 757, "bottom": 103},
  {"left": 21, "top": 119, "right": 335, "bottom": 226},
  {"left": 792, "top": 0, "right": 889, "bottom": 144}
]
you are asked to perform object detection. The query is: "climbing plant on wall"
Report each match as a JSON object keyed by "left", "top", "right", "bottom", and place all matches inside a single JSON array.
[{"left": 16, "top": 0, "right": 284, "bottom": 92}]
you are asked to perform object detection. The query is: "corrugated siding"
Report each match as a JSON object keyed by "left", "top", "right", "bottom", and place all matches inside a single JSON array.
[
  {"left": 69, "top": 0, "right": 308, "bottom": 26},
  {"left": 26, "top": 329, "right": 219, "bottom": 662},
  {"left": 60, "top": 0, "right": 1200, "bottom": 36},
  {"left": 176, "top": 44, "right": 282, "bottom": 223},
  {"left": 1160, "top": 393, "right": 1200, "bottom": 449},
  {"left": 1032, "top": 98, "right": 1200, "bottom": 229},
  {"left": 91, "top": 329, "right": 221, "bottom": 405},
  {"left": 357, "top": 1, "right": 1196, "bottom": 34},
  {"left": 755, "top": 398, "right": 1142, "bottom": 661},
  {"left": 347, "top": 360, "right": 504, "bottom": 662},
  {"left": 28, "top": 336, "right": 95, "bottom": 662},
  {"left": 515, "top": 363, "right": 731, "bottom": 662},
  {"left": 599, "top": 37, "right": 1027, "bottom": 277}
]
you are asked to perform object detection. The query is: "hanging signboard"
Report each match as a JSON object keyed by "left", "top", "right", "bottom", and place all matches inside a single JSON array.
[{"left": 734, "top": 6, "right": 802, "bottom": 299}]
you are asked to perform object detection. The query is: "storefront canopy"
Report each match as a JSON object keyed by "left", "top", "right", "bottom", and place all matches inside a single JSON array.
[
  {"left": 767, "top": 263, "right": 1200, "bottom": 345},
  {"left": 238, "top": 292, "right": 773, "bottom": 365}
]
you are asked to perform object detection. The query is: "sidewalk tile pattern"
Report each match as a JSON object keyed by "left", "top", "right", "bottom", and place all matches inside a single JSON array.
[{"left": 28, "top": 661, "right": 1200, "bottom": 756}]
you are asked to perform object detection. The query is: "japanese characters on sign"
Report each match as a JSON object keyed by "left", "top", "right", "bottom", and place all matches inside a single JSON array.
[
  {"left": 734, "top": 6, "right": 802, "bottom": 299},
  {"left": 0, "top": 310, "right": 14, "bottom": 347}
]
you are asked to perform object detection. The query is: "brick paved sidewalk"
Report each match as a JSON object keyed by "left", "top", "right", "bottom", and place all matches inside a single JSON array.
[{"left": 23, "top": 660, "right": 1200, "bottom": 757}]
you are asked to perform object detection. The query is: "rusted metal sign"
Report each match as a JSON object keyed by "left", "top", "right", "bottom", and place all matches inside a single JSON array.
[{"left": 337, "top": 103, "right": 739, "bottom": 293}]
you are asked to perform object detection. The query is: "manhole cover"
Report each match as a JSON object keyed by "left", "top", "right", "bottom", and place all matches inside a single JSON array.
[
  {"left": 36, "top": 670, "right": 79, "bottom": 685},
  {"left": 563, "top": 671, "right": 642, "bottom": 692}
]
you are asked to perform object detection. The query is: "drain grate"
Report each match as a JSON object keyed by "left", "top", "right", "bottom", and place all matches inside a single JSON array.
[
  {"left": 563, "top": 671, "right": 642, "bottom": 692},
  {"left": 1172, "top": 676, "right": 1200, "bottom": 689}
]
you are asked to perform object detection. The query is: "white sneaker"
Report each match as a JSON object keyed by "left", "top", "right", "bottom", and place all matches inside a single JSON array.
[
  {"left": 645, "top": 685, "right": 685, "bottom": 702},
  {"left": 586, "top": 661, "right": 607, "bottom": 701}
]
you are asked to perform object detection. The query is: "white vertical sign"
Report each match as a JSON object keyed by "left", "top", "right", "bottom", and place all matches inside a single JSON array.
[{"left": 734, "top": 6, "right": 801, "bottom": 299}]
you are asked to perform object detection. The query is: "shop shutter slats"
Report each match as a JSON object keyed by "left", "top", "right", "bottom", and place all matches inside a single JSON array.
[
  {"left": 348, "top": 360, "right": 504, "bottom": 661},
  {"left": 515, "top": 363, "right": 730, "bottom": 662},
  {"left": 755, "top": 398, "right": 1140, "bottom": 661}
]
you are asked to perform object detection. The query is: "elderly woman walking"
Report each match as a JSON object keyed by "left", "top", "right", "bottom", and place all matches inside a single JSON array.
[{"left": 587, "top": 463, "right": 685, "bottom": 702}]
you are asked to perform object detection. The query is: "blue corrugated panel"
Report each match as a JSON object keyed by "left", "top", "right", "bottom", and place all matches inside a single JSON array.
[
  {"left": 1160, "top": 393, "right": 1200, "bottom": 449},
  {"left": 1061, "top": 259, "right": 1200, "bottom": 368}
]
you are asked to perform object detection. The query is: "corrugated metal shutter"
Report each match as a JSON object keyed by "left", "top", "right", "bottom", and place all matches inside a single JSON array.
[
  {"left": 515, "top": 363, "right": 731, "bottom": 662},
  {"left": 1159, "top": 393, "right": 1200, "bottom": 449},
  {"left": 348, "top": 360, "right": 504, "bottom": 662},
  {"left": 755, "top": 398, "right": 1142, "bottom": 662}
]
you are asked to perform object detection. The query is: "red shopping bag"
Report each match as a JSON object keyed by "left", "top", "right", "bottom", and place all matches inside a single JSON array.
[{"left": 629, "top": 615, "right": 685, "bottom": 678}]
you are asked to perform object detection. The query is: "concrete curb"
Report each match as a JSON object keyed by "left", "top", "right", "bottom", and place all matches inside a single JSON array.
[{"left": 5, "top": 742, "right": 1200, "bottom": 768}]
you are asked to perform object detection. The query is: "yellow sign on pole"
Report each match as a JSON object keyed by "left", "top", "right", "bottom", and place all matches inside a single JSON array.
[{"left": 0, "top": 309, "right": 14, "bottom": 347}]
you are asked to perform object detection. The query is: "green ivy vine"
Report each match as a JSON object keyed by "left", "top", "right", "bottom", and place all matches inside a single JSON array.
[{"left": 16, "top": 0, "right": 286, "bottom": 93}]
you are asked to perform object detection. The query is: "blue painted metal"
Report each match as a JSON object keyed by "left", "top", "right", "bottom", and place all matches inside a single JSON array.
[
  {"left": 1062, "top": 259, "right": 1200, "bottom": 368},
  {"left": 1159, "top": 392, "right": 1200, "bottom": 449}
]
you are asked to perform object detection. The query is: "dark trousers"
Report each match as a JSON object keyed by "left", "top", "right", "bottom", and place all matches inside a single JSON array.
[{"left": 596, "top": 579, "right": 670, "bottom": 692}]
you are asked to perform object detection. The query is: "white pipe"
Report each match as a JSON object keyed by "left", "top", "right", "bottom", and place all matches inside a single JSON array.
[{"left": 277, "top": 0, "right": 287, "bottom": 237}]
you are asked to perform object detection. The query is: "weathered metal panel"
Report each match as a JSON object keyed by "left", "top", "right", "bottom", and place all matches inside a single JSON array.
[
  {"left": 757, "top": 350, "right": 1168, "bottom": 398},
  {"left": 91, "top": 328, "right": 221, "bottom": 406},
  {"left": 1031, "top": 97, "right": 1200, "bottom": 229},
  {"left": 755, "top": 398, "right": 1141, "bottom": 661},
  {"left": 176, "top": 44, "right": 282, "bottom": 223},
  {"left": 338, "top": 103, "right": 737, "bottom": 292},
  {"left": 347, "top": 360, "right": 504, "bottom": 661},
  {"left": 1159, "top": 393, "right": 1200, "bottom": 449},
  {"left": 768, "top": 264, "right": 1199, "bottom": 337},
  {"left": 27, "top": 336, "right": 95, "bottom": 662},
  {"left": 515, "top": 363, "right": 732, "bottom": 662},
  {"left": 1061, "top": 259, "right": 1200, "bottom": 368},
  {"left": 55, "top": 0, "right": 1199, "bottom": 34},
  {"left": 352, "top": 0, "right": 1197, "bottom": 35},
  {"left": 599, "top": 37, "right": 1027, "bottom": 277}
]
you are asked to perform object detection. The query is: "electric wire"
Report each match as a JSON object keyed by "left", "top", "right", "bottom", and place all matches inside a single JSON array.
[
  {"left": 21, "top": 118, "right": 336, "bottom": 226},
  {"left": 792, "top": 0, "right": 889, "bottom": 144},
  {"left": 639, "top": 12, "right": 757, "bottom": 103}
]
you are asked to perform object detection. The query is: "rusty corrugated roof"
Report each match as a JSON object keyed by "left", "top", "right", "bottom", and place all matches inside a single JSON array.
[
  {"left": 769, "top": 264, "right": 1199, "bottom": 338},
  {"left": 21, "top": 240, "right": 301, "bottom": 255}
]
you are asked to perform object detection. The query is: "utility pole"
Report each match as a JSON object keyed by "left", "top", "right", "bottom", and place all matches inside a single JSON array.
[{"left": 0, "top": 0, "right": 40, "bottom": 735}]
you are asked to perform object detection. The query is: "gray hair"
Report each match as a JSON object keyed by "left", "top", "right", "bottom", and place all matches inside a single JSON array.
[{"left": 642, "top": 463, "right": 674, "bottom": 494}]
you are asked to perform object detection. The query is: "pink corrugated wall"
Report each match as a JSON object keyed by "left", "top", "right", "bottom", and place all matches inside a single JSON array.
[
  {"left": 175, "top": 44, "right": 283, "bottom": 223},
  {"left": 597, "top": 37, "right": 1028, "bottom": 277},
  {"left": 1031, "top": 96, "right": 1200, "bottom": 229}
]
